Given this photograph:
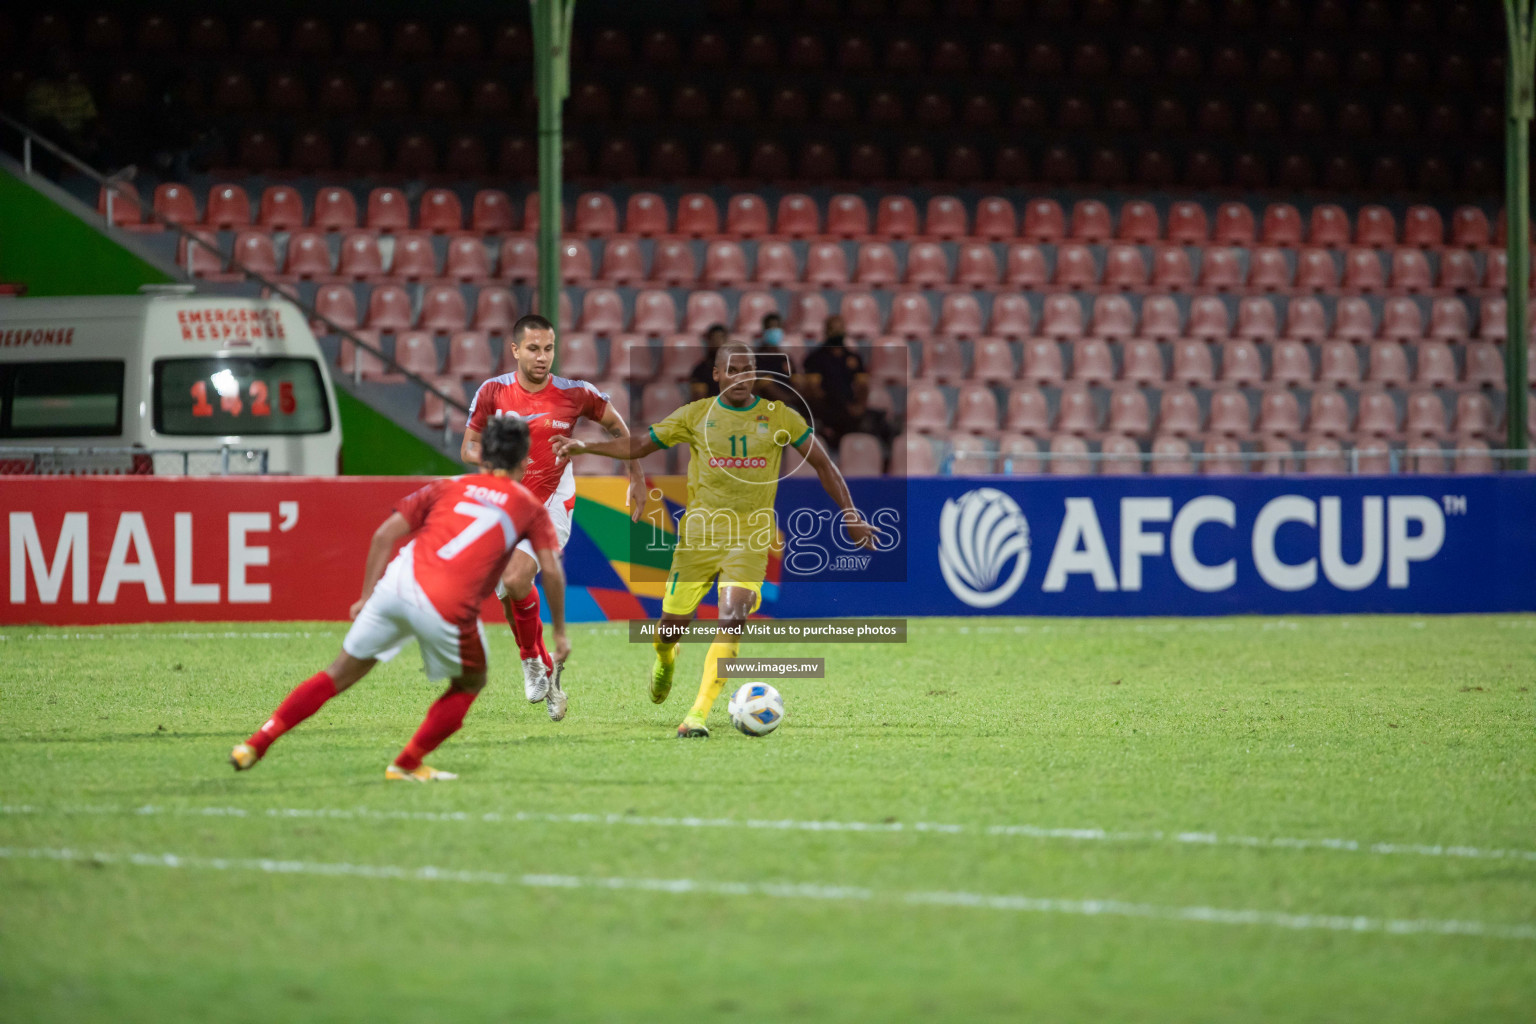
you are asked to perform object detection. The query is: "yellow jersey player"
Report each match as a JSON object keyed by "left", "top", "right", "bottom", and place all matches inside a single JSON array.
[{"left": 551, "top": 342, "right": 879, "bottom": 737}]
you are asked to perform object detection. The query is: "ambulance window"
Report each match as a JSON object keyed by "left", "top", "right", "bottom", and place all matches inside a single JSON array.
[
  {"left": 153, "top": 357, "right": 331, "bottom": 435},
  {"left": 0, "top": 360, "right": 125, "bottom": 437}
]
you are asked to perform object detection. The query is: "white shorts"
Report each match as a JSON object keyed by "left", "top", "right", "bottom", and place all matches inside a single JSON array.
[
  {"left": 495, "top": 495, "right": 573, "bottom": 600},
  {"left": 344, "top": 548, "right": 487, "bottom": 681}
]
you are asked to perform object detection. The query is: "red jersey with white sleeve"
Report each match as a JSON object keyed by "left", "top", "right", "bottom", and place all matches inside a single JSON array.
[
  {"left": 392, "top": 474, "right": 558, "bottom": 624},
  {"left": 466, "top": 372, "right": 609, "bottom": 508}
]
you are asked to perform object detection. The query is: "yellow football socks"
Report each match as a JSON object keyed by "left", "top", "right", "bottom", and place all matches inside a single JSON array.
[
  {"left": 686, "top": 635, "right": 740, "bottom": 722},
  {"left": 653, "top": 638, "right": 678, "bottom": 666}
]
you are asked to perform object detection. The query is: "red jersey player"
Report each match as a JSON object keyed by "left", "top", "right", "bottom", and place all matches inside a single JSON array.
[
  {"left": 461, "top": 313, "right": 644, "bottom": 716},
  {"left": 229, "top": 417, "right": 567, "bottom": 781}
]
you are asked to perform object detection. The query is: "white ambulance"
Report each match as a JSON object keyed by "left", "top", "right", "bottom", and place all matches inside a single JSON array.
[{"left": 0, "top": 290, "right": 341, "bottom": 475}]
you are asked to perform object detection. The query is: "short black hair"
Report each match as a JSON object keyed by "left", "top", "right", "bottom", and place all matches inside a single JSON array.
[
  {"left": 511, "top": 313, "right": 555, "bottom": 346},
  {"left": 480, "top": 414, "right": 531, "bottom": 472},
  {"left": 705, "top": 323, "right": 729, "bottom": 339},
  {"left": 761, "top": 313, "right": 782, "bottom": 328}
]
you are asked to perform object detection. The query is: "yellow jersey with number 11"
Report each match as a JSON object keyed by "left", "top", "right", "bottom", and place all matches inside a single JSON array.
[{"left": 648, "top": 395, "right": 812, "bottom": 520}]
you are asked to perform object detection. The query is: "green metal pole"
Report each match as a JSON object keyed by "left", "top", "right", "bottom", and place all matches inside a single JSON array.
[
  {"left": 531, "top": 0, "right": 573, "bottom": 359},
  {"left": 1504, "top": 0, "right": 1532, "bottom": 466}
]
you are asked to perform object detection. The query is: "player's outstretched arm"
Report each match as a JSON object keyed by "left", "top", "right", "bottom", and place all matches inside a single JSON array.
[
  {"left": 551, "top": 431, "right": 659, "bottom": 462},
  {"left": 351, "top": 512, "right": 413, "bottom": 618},
  {"left": 534, "top": 546, "right": 570, "bottom": 664},
  {"left": 796, "top": 436, "right": 881, "bottom": 551},
  {"left": 459, "top": 428, "right": 482, "bottom": 467},
  {"left": 597, "top": 405, "right": 649, "bottom": 522}
]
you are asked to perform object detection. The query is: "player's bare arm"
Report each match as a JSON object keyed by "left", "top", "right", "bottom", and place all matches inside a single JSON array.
[
  {"left": 459, "top": 428, "right": 482, "bottom": 467},
  {"left": 551, "top": 431, "right": 659, "bottom": 462},
  {"left": 597, "top": 404, "right": 647, "bottom": 522},
  {"left": 533, "top": 545, "right": 571, "bottom": 664},
  {"left": 797, "top": 435, "right": 881, "bottom": 551},
  {"left": 350, "top": 512, "right": 414, "bottom": 619}
]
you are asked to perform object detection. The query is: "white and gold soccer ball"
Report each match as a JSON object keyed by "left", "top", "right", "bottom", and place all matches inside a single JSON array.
[{"left": 727, "top": 682, "right": 785, "bottom": 737}]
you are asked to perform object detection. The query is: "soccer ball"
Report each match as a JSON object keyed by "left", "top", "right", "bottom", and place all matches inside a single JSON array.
[{"left": 727, "top": 682, "right": 785, "bottom": 737}]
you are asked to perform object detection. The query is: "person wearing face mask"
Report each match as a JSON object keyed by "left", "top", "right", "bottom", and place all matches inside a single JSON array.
[{"left": 753, "top": 313, "right": 803, "bottom": 413}]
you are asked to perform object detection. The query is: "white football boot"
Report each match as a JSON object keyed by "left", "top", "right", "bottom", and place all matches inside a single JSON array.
[
  {"left": 546, "top": 662, "right": 567, "bottom": 722},
  {"left": 522, "top": 657, "right": 550, "bottom": 703}
]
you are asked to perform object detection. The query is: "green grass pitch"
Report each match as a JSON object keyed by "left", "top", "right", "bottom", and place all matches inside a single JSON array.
[{"left": 1, "top": 616, "right": 1533, "bottom": 1022}]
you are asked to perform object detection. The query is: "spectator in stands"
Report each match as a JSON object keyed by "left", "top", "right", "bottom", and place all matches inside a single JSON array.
[
  {"left": 687, "top": 323, "right": 730, "bottom": 400},
  {"left": 753, "top": 313, "right": 803, "bottom": 412},
  {"left": 803, "top": 315, "right": 872, "bottom": 446},
  {"left": 24, "top": 50, "right": 103, "bottom": 168}
]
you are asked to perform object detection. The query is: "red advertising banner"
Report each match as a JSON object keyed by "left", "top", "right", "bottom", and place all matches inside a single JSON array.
[{"left": 2, "top": 477, "right": 451, "bottom": 625}]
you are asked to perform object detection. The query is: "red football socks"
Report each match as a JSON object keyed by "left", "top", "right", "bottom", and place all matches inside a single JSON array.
[
  {"left": 511, "top": 591, "right": 552, "bottom": 671},
  {"left": 247, "top": 671, "right": 337, "bottom": 756},
  {"left": 394, "top": 690, "right": 478, "bottom": 771}
]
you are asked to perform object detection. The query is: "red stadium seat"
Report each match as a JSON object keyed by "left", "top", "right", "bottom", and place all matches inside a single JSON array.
[
  {"left": 906, "top": 382, "right": 951, "bottom": 433},
  {"left": 1070, "top": 199, "right": 1113, "bottom": 242},
  {"left": 417, "top": 190, "right": 463, "bottom": 235},
  {"left": 1349, "top": 390, "right": 1396, "bottom": 438},
  {"left": 1402, "top": 206, "right": 1444, "bottom": 249},
  {"left": 675, "top": 194, "right": 721, "bottom": 238},
  {"left": 1186, "top": 296, "right": 1231, "bottom": 341},
  {"left": 875, "top": 196, "right": 920, "bottom": 239},
  {"left": 776, "top": 194, "right": 820, "bottom": 238},
  {"left": 313, "top": 188, "right": 358, "bottom": 232},
  {"left": 1004, "top": 387, "right": 1050, "bottom": 436},
  {"left": 905, "top": 243, "right": 951, "bottom": 288},
  {"left": 573, "top": 192, "right": 619, "bottom": 238},
  {"left": 838, "top": 434, "right": 885, "bottom": 476},
  {"left": 395, "top": 332, "right": 442, "bottom": 379},
  {"left": 735, "top": 292, "right": 780, "bottom": 335},
  {"left": 1022, "top": 339, "right": 1065, "bottom": 385},
  {"left": 1236, "top": 297, "right": 1280, "bottom": 339},
  {"left": 1455, "top": 392, "right": 1498, "bottom": 440},
  {"left": 1120, "top": 340, "right": 1166, "bottom": 385},
  {"left": 366, "top": 187, "right": 411, "bottom": 232},
  {"left": 1412, "top": 341, "right": 1458, "bottom": 389},
  {"left": 1308, "top": 204, "right": 1350, "bottom": 247},
  {"left": 890, "top": 433, "right": 939, "bottom": 476},
  {"left": 804, "top": 242, "right": 851, "bottom": 288},
  {"left": 698, "top": 241, "right": 745, "bottom": 288},
  {"left": 839, "top": 292, "right": 883, "bottom": 339},
  {"left": 920, "top": 338, "right": 966, "bottom": 384},
  {"left": 925, "top": 197, "right": 968, "bottom": 240},
  {"left": 1138, "top": 296, "right": 1181, "bottom": 341},
  {"left": 867, "top": 339, "right": 912, "bottom": 385},
  {"left": 153, "top": 183, "right": 200, "bottom": 227},
  {"left": 1379, "top": 297, "right": 1424, "bottom": 341},
  {"left": 1317, "top": 341, "right": 1362, "bottom": 387},
  {"left": 337, "top": 329, "right": 393, "bottom": 383},
  {"left": 1099, "top": 435, "right": 1143, "bottom": 476},
  {"left": 1158, "top": 388, "right": 1203, "bottom": 437},
  {"left": 556, "top": 241, "right": 591, "bottom": 286},
  {"left": 1004, "top": 245, "right": 1049, "bottom": 289},
  {"left": 1283, "top": 297, "right": 1328, "bottom": 342},
  {"left": 390, "top": 232, "right": 439, "bottom": 281},
  {"left": 619, "top": 192, "right": 666, "bottom": 237},
  {"left": 283, "top": 231, "right": 332, "bottom": 280},
  {"left": 497, "top": 237, "right": 537, "bottom": 284},
  {"left": 224, "top": 231, "right": 277, "bottom": 278},
  {"left": 446, "top": 331, "right": 494, "bottom": 380},
  {"left": 1390, "top": 249, "right": 1433, "bottom": 293},
  {"left": 1295, "top": 248, "right": 1339, "bottom": 292},
  {"left": 1151, "top": 246, "right": 1195, "bottom": 291},
  {"left": 337, "top": 232, "right": 384, "bottom": 281},
  {"left": 1450, "top": 206, "right": 1491, "bottom": 248},
  {"left": 578, "top": 288, "right": 625, "bottom": 335},
  {"left": 720, "top": 194, "right": 769, "bottom": 239},
  {"left": 968, "top": 337, "right": 1015, "bottom": 383},
  {"left": 1103, "top": 246, "right": 1148, "bottom": 290},
  {"left": 1200, "top": 248, "right": 1244, "bottom": 291},
  {"left": 1261, "top": 203, "right": 1303, "bottom": 246},
  {"left": 1213, "top": 202, "right": 1256, "bottom": 245},
  {"left": 1166, "top": 202, "right": 1210, "bottom": 244},
  {"left": 1055, "top": 384, "right": 1099, "bottom": 436},
  {"left": 1039, "top": 294, "right": 1085, "bottom": 339},
  {"left": 628, "top": 291, "right": 676, "bottom": 337},
  {"left": 1219, "top": 341, "right": 1263, "bottom": 386},
  {"left": 475, "top": 288, "right": 518, "bottom": 334},
  {"left": 1255, "top": 388, "right": 1301, "bottom": 437},
  {"left": 1107, "top": 385, "right": 1152, "bottom": 435},
  {"left": 1089, "top": 295, "right": 1136, "bottom": 339},
  {"left": 889, "top": 292, "right": 935, "bottom": 337},
  {"left": 1428, "top": 298, "right": 1472, "bottom": 340},
  {"left": 1248, "top": 247, "right": 1292, "bottom": 292},
  {"left": 204, "top": 184, "right": 252, "bottom": 229},
  {"left": 646, "top": 240, "right": 695, "bottom": 287},
  {"left": 749, "top": 241, "right": 796, "bottom": 288},
  {"left": 314, "top": 284, "right": 359, "bottom": 329},
  {"left": 1356, "top": 205, "right": 1397, "bottom": 248},
  {"left": 1170, "top": 340, "right": 1216, "bottom": 387},
  {"left": 613, "top": 338, "right": 659, "bottom": 382},
  {"left": 1071, "top": 339, "right": 1116, "bottom": 385},
  {"left": 955, "top": 244, "right": 1000, "bottom": 289},
  {"left": 419, "top": 285, "right": 469, "bottom": 332},
  {"left": 1022, "top": 199, "right": 1066, "bottom": 243},
  {"left": 655, "top": 336, "right": 702, "bottom": 381},
  {"left": 1048, "top": 435, "right": 1094, "bottom": 476},
  {"left": 826, "top": 194, "right": 871, "bottom": 239},
  {"left": 1269, "top": 339, "right": 1314, "bottom": 386},
  {"left": 1055, "top": 245, "right": 1099, "bottom": 289},
  {"left": 366, "top": 285, "right": 415, "bottom": 332},
  {"left": 1343, "top": 248, "right": 1387, "bottom": 293},
  {"left": 1331, "top": 297, "right": 1375, "bottom": 342},
  {"left": 990, "top": 295, "right": 1034, "bottom": 339},
  {"left": 974, "top": 197, "right": 1017, "bottom": 241},
  {"left": 1462, "top": 343, "right": 1505, "bottom": 389},
  {"left": 592, "top": 239, "right": 641, "bottom": 286},
  {"left": 1117, "top": 200, "right": 1160, "bottom": 243}
]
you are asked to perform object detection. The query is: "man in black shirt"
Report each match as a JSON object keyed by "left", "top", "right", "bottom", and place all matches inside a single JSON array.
[
  {"left": 686, "top": 324, "right": 729, "bottom": 400},
  {"left": 802, "top": 315, "right": 870, "bottom": 446}
]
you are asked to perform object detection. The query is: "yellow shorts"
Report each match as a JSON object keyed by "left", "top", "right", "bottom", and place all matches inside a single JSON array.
[{"left": 661, "top": 544, "right": 767, "bottom": 616}]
